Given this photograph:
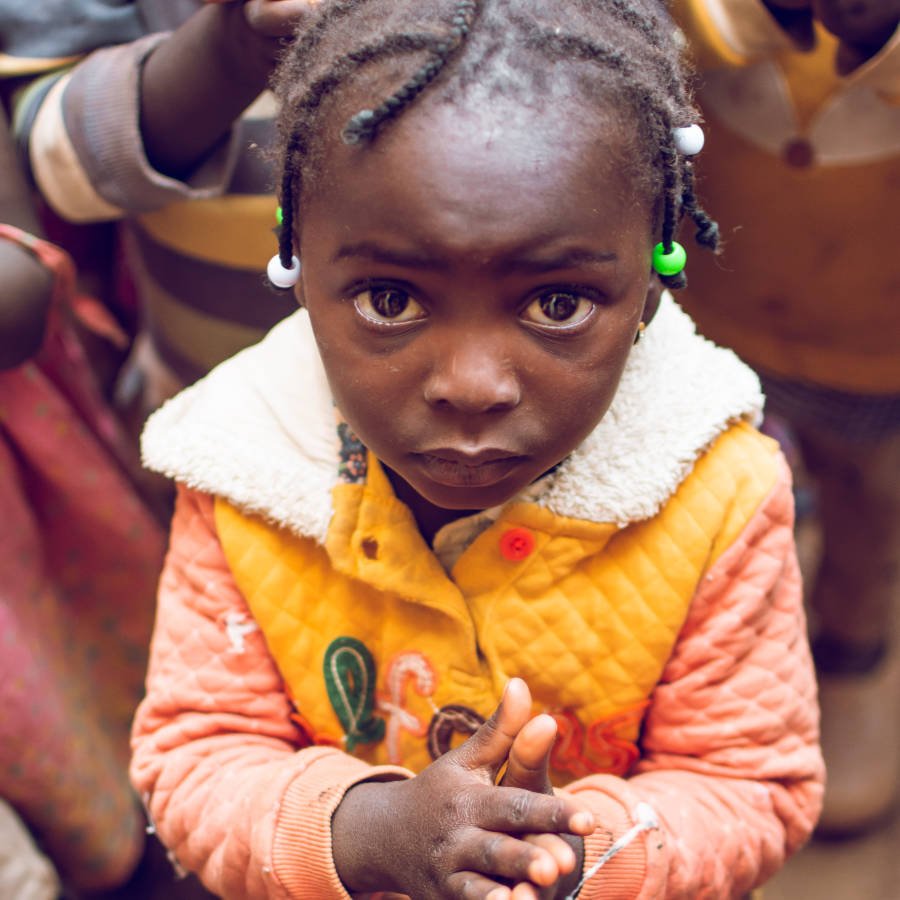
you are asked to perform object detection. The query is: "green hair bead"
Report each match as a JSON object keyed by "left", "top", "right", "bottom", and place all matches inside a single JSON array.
[
  {"left": 275, "top": 205, "right": 284, "bottom": 226},
  {"left": 652, "top": 241, "right": 687, "bottom": 277}
]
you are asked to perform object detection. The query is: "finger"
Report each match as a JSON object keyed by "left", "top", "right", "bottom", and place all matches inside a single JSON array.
[
  {"left": 455, "top": 678, "right": 533, "bottom": 774},
  {"left": 475, "top": 786, "right": 595, "bottom": 836},
  {"left": 446, "top": 871, "right": 511, "bottom": 900},
  {"left": 457, "top": 831, "right": 561, "bottom": 888},
  {"left": 510, "top": 883, "right": 543, "bottom": 900},
  {"left": 522, "top": 833, "right": 577, "bottom": 876},
  {"left": 502, "top": 713, "right": 557, "bottom": 793},
  {"left": 243, "top": 0, "right": 322, "bottom": 37}
]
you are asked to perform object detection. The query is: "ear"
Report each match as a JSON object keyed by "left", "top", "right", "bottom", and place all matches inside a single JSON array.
[{"left": 641, "top": 274, "right": 663, "bottom": 327}]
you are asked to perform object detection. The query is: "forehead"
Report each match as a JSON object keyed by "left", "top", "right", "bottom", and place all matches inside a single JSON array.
[{"left": 300, "top": 82, "right": 655, "bottom": 256}]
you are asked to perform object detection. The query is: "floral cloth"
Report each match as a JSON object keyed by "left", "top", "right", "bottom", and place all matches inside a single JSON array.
[{"left": 0, "top": 225, "right": 166, "bottom": 891}]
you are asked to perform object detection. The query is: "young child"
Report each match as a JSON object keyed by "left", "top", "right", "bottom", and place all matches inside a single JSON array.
[
  {"left": 132, "top": 1, "right": 825, "bottom": 897},
  {"left": 671, "top": 0, "right": 900, "bottom": 834}
]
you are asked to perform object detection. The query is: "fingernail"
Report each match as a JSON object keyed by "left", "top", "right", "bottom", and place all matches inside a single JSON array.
[{"left": 571, "top": 811, "right": 595, "bottom": 832}]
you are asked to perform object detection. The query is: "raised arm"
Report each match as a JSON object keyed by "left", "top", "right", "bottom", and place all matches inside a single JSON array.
[
  {"left": 139, "top": 0, "right": 315, "bottom": 179},
  {"left": 18, "top": 1, "right": 320, "bottom": 222}
]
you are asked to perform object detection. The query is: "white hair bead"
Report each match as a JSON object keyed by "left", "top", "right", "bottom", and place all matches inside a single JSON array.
[
  {"left": 267, "top": 253, "right": 301, "bottom": 289},
  {"left": 673, "top": 123, "right": 705, "bottom": 156}
]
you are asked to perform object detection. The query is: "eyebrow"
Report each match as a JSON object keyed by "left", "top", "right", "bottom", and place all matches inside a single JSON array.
[
  {"left": 508, "top": 248, "right": 619, "bottom": 273},
  {"left": 333, "top": 242, "right": 449, "bottom": 270},
  {"left": 332, "top": 241, "right": 618, "bottom": 273}
]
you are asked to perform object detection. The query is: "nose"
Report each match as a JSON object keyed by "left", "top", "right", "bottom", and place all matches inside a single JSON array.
[{"left": 422, "top": 333, "right": 521, "bottom": 414}]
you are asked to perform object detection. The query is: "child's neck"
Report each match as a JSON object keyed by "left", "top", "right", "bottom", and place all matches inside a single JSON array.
[{"left": 385, "top": 467, "right": 480, "bottom": 545}]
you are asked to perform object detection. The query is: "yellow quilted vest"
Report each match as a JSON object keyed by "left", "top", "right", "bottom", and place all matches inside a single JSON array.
[{"left": 215, "top": 422, "right": 779, "bottom": 784}]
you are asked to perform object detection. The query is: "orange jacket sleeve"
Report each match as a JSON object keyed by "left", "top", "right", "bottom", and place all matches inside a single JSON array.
[
  {"left": 130, "top": 486, "right": 411, "bottom": 899},
  {"left": 559, "top": 455, "right": 824, "bottom": 898}
]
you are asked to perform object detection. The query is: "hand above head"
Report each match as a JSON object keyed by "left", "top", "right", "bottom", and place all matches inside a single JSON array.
[
  {"left": 331, "top": 678, "right": 595, "bottom": 899},
  {"left": 203, "top": 0, "right": 325, "bottom": 41},
  {"left": 812, "top": 0, "right": 899, "bottom": 71},
  {"left": 140, "top": 0, "right": 326, "bottom": 178},
  {"left": 763, "top": 0, "right": 899, "bottom": 70}
]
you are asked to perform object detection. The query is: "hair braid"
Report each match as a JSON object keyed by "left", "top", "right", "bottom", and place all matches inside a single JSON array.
[
  {"left": 518, "top": 25, "right": 699, "bottom": 288},
  {"left": 343, "top": 0, "right": 480, "bottom": 144},
  {"left": 680, "top": 161, "right": 719, "bottom": 250},
  {"left": 288, "top": 0, "right": 375, "bottom": 77},
  {"left": 276, "top": 31, "right": 441, "bottom": 262},
  {"left": 278, "top": 132, "right": 302, "bottom": 269},
  {"left": 272, "top": 0, "right": 720, "bottom": 291}
]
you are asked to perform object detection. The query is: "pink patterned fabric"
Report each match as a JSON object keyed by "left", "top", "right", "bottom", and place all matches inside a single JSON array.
[{"left": 0, "top": 225, "right": 166, "bottom": 891}]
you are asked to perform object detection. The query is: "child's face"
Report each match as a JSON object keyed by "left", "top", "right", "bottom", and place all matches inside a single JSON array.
[{"left": 297, "top": 89, "right": 656, "bottom": 513}]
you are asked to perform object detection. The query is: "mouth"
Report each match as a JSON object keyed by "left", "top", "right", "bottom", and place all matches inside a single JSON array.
[{"left": 413, "top": 448, "right": 525, "bottom": 488}]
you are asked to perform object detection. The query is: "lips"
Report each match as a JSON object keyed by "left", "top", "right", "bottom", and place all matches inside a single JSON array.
[{"left": 413, "top": 447, "right": 524, "bottom": 488}]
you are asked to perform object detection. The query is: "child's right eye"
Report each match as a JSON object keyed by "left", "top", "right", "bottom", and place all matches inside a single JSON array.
[
  {"left": 521, "top": 290, "right": 596, "bottom": 330},
  {"left": 353, "top": 287, "right": 427, "bottom": 326}
]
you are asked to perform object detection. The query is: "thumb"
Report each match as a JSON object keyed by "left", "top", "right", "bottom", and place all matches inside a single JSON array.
[
  {"left": 454, "top": 677, "right": 532, "bottom": 775},
  {"left": 501, "top": 713, "right": 557, "bottom": 794}
]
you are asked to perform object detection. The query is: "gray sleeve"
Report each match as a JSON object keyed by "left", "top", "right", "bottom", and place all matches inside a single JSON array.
[{"left": 59, "top": 33, "right": 244, "bottom": 212}]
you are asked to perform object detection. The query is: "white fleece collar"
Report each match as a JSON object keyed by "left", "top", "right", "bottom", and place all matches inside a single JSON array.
[{"left": 142, "top": 293, "right": 763, "bottom": 540}]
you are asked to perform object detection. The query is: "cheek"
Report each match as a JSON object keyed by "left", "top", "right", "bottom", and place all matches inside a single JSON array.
[
  {"left": 528, "top": 330, "right": 635, "bottom": 435},
  {"left": 311, "top": 321, "right": 422, "bottom": 432}
]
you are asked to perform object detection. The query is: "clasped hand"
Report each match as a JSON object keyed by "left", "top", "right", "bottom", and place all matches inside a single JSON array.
[{"left": 332, "top": 679, "right": 595, "bottom": 900}]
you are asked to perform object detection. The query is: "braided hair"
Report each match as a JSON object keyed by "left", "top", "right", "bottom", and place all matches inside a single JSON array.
[{"left": 272, "top": 0, "right": 718, "bottom": 292}]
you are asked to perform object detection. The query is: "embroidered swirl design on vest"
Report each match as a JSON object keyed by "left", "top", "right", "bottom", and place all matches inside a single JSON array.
[
  {"left": 377, "top": 652, "right": 438, "bottom": 765},
  {"left": 550, "top": 710, "right": 592, "bottom": 778},
  {"left": 550, "top": 702, "right": 649, "bottom": 777},
  {"left": 324, "top": 637, "right": 385, "bottom": 751},
  {"left": 427, "top": 705, "right": 485, "bottom": 760}
]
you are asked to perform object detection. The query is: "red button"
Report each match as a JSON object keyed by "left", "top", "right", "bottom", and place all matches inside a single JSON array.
[{"left": 499, "top": 527, "right": 535, "bottom": 561}]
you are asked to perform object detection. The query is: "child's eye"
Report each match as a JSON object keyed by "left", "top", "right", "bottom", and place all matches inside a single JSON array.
[
  {"left": 521, "top": 291, "right": 596, "bottom": 329},
  {"left": 354, "top": 287, "right": 427, "bottom": 325}
]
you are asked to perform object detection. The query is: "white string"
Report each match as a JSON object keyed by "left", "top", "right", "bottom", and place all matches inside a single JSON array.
[{"left": 564, "top": 802, "right": 659, "bottom": 899}]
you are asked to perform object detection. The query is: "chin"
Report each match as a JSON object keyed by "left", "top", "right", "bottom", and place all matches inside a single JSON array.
[{"left": 414, "top": 478, "right": 525, "bottom": 512}]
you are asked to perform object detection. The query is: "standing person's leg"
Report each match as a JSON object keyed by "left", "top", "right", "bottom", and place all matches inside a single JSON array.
[{"left": 799, "top": 424, "right": 900, "bottom": 834}]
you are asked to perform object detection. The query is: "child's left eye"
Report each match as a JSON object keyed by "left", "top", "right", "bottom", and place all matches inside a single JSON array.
[
  {"left": 521, "top": 292, "right": 596, "bottom": 329},
  {"left": 354, "top": 287, "right": 427, "bottom": 325}
]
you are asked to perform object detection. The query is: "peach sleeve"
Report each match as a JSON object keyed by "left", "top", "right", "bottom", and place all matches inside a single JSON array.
[
  {"left": 130, "top": 486, "right": 410, "bottom": 899},
  {"left": 560, "top": 455, "right": 824, "bottom": 899}
]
